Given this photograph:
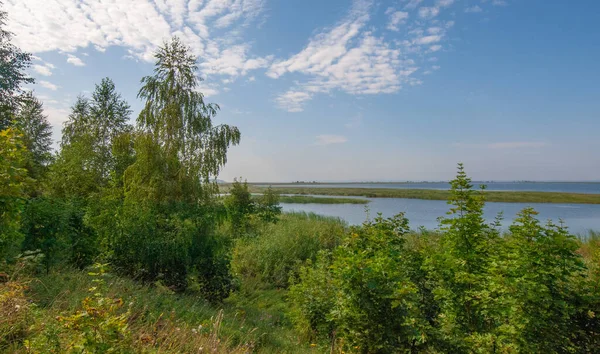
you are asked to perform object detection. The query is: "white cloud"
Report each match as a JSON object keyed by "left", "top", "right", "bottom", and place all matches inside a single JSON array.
[
  {"left": 275, "top": 90, "right": 313, "bottom": 113},
  {"left": 492, "top": 0, "right": 508, "bottom": 6},
  {"left": 196, "top": 82, "right": 220, "bottom": 97},
  {"left": 404, "top": 0, "right": 424, "bottom": 10},
  {"left": 31, "top": 57, "right": 55, "bottom": 76},
  {"left": 5, "top": 0, "right": 269, "bottom": 81},
  {"left": 429, "top": 45, "right": 442, "bottom": 52},
  {"left": 414, "top": 35, "right": 442, "bottom": 45},
  {"left": 465, "top": 5, "right": 483, "bottom": 13},
  {"left": 386, "top": 9, "right": 409, "bottom": 31},
  {"left": 436, "top": 0, "right": 455, "bottom": 7},
  {"left": 418, "top": 7, "right": 440, "bottom": 19},
  {"left": 269, "top": 0, "right": 426, "bottom": 112},
  {"left": 66, "top": 54, "right": 85, "bottom": 67},
  {"left": 315, "top": 135, "right": 348, "bottom": 146},
  {"left": 32, "top": 64, "right": 53, "bottom": 76},
  {"left": 39, "top": 80, "right": 59, "bottom": 91}
]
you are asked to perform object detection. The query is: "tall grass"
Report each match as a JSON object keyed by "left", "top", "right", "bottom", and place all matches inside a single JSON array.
[
  {"left": 0, "top": 267, "right": 311, "bottom": 353},
  {"left": 232, "top": 212, "right": 347, "bottom": 289}
]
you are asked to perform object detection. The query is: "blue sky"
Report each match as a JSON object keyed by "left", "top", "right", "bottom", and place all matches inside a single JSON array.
[{"left": 7, "top": 0, "right": 600, "bottom": 181}]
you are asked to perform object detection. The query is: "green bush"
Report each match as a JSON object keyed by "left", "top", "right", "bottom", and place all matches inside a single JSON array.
[{"left": 290, "top": 214, "right": 430, "bottom": 353}]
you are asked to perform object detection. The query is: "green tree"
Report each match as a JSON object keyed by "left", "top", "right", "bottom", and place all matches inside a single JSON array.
[
  {"left": 0, "top": 128, "right": 29, "bottom": 262},
  {"left": 59, "top": 79, "right": 132, "bottom": 189},
  {"left": 0, "top": 6, "right": 34, "bottom": 129},
  {"left": 499, "top": 209, "right": 586, "bottom": 352},
  {"left": 14, "top": 92, "right": 53, "bottom": 180},
  {"left": 424, "top": 163, "right": 503, "bottom": 352},
  {"left": 107, "top": 37, "right": 240, "bottom": 297},
  {"left": 256, "top": 186, "right": 282, "bottom": 223},
  {"left": 224, "top": 178, "right": 255, "bottom": 235},
  {"left": 290, "top": 214, "right": 429, "bottom": 353},
  {"left": 135, "top": 36, "right": 240, "bottom": 200}
]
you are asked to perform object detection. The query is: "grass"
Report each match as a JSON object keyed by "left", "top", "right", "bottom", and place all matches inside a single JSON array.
[
  {"left": 277, "top": 195, "right": 369, "bottom": 204},
  {"left": 246, "top": 186, "right": 600, "bottom": 204},
  {"left": 3, "top": 268, "right": 312, "bottom": 353}
]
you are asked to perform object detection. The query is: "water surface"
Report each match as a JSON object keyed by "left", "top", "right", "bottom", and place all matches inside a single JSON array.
[{"left": 282, "top": 196, "right": 600, "bottom": 234}]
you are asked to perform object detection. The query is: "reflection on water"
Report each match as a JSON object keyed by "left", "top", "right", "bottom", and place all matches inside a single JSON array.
[{"left": 281, "top": 196, "right": 600, "bottom": 234}]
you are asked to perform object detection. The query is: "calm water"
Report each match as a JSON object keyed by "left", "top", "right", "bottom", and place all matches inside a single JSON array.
[
  {"left": 281, "top": 196, "right": 600, "bottom": 234},
  {"left": 262, "top": 182, "right": 600, "bottom": 194}
]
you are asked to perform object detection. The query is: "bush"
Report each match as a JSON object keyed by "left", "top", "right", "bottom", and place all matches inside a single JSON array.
[{"left": 290, "top": 214, "right": 430, "bottom": 353}]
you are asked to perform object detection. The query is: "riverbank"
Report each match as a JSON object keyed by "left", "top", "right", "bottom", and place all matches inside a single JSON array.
[{"left": 247, "top": 186, "right": 600, "bottom": 204}]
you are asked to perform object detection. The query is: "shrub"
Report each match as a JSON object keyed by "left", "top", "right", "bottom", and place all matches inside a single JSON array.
[{"left": 290, "top": 214, "right": 430, "bottom": 353}]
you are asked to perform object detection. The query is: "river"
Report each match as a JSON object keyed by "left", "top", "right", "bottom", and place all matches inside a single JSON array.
[{"left": 280, "top": 195, "right": 600, "bottom": 235}]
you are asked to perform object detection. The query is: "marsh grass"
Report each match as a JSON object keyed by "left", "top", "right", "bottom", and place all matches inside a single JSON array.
[
  {"left": 248, "top": 186, "right": 600, "bottom": 204},
  {"left": 278, "top": 195, "right": 369, "bottom": 204}
]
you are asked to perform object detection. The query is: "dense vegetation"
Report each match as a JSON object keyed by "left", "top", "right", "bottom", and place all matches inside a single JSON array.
[
  {"left": 248, "top": 185, "right": 600, "bottom": 204},
  {"left": 1, "top": 5, "right": 600, "bottom": 353}
]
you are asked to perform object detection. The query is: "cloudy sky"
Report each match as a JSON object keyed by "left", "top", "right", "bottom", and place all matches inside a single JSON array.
[{"left": 6, "top": 0, "right": 600, "bottom": 181}]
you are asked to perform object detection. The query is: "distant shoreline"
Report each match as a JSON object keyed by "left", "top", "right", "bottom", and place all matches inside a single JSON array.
[
  {"left": 238, "top": 185, "right": 600, "bottom": 204},
  {"left": 243, "top": 181, "right": 600, "bottom": 185}
]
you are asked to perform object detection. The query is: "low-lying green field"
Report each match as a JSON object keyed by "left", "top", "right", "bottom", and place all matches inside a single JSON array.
[{"left": 247, "top": 186, "right": 600, "bottom": 204}]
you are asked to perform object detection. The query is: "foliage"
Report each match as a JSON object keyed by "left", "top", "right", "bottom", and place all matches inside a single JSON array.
[
  {"left": 0, "top": 128, "right": 29, "bottom": 262},
  {"left": 224, "top": 178, "right": 255, "bottom": 235},
  {"left": 0, "top": 6, "right": 34, "bottom": 129},
  {"left": 424, "top": 163, "right": 503, "bottom": 351},
  {"left": 497, "top": 209, "right": 587, "bottom": 352},
  {"left": 290, "top": 164, "right": 600, "bottom": 353},
  {"left": 29, "top": 264, "right": 133, "bottom": 353},
  {"left": 232, "top": 212, "right": 345, "bottom": 289},
  {"left": 58, "top": 78, "right": 132, "bottom": 192},
  {"left": 290, "top": 214, "right": 430, "bottom": 353},
  {"left": 0, "top": 281, "right": 31, "bottom": 350},
  {"left": 13, "top": 92, "right": 53, "bottom": 181},
  {"left": 136, "top": 36, "right": 240, "bottom": 193},
  {"left": 255, "top": 186, "right": 282, "bottom": 223},
  {"left": 21, "top": 197, "right": 96, "bottom": 271}
]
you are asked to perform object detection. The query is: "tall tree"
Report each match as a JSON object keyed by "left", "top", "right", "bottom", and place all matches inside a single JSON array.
[
  {"left": 134, "top": 36, "right": 240, "bottom": 201},
  {"left": 0, "top": 5, "right": 34, "bottom": 129},
  {"left": 0, "top": 128, "right": 29, "bottom": 262},
  {"left": 108, "top": 37, "right": 241, "bottom": 294},
  {"left": 61, "top": 95, "right": 91, "bottom": 148},
  {"left": 54, "top": 79, "right": 132, "bottom": 197},
  {"left": 14, "top": 92, "right": 53, "bottom": 179},
  {"left": 89, "top": 78, "right": 132, "bottom": 179}
]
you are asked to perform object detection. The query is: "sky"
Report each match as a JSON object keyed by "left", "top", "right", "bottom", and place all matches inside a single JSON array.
[{"left": 6, "top": 0, "right": 600, "bottom": 182}]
